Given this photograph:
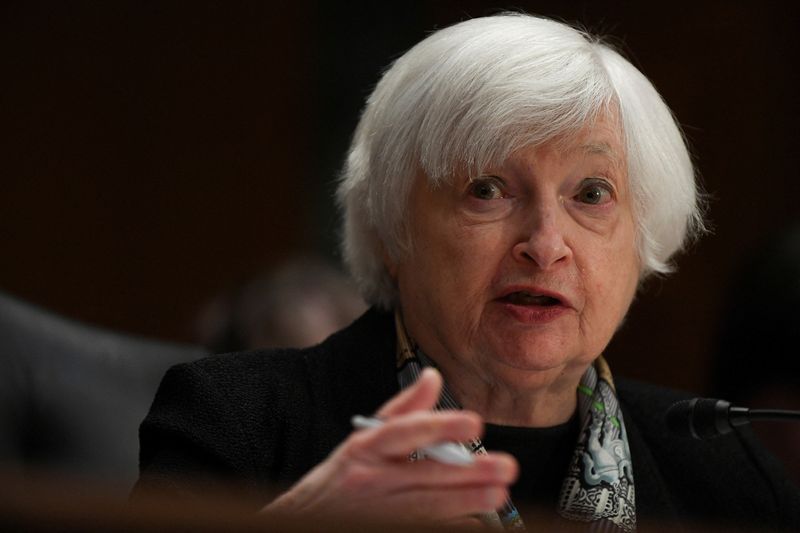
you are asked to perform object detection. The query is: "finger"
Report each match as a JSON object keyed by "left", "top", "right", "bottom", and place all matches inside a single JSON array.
[
  {"left": 384, "top": 453, "right": 518, "bottom": 490},
  {"left": 377, "top": 367, "right": 442, "bottom": 417},
  {"left": 347, "top": 410, "right": 482, "bottom": 460},
  {"left": 332, "top": 453, "right": 517, "bottom": 496}
]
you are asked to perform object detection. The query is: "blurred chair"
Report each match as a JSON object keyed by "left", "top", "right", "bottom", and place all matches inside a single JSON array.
[{"left": 0, "top": 292, "right": 206, "bottom": 495}]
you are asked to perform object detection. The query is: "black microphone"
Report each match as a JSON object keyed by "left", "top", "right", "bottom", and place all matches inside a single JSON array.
[{"left": 665, "top": 397, "right": 800, "bottom": 440}]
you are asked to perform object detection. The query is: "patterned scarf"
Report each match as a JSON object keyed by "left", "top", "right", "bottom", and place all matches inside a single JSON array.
[{"left": 394, "top": 312, "right": 636, "bottom": 532}]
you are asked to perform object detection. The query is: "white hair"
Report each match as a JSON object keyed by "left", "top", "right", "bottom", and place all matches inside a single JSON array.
[{"left": 337, "top": 13, "right": 705, "bottom": 309}]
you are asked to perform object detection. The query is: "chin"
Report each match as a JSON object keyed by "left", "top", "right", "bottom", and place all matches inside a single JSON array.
[{"left": 483, "top": 338, "right": 583, "bottom": 374}]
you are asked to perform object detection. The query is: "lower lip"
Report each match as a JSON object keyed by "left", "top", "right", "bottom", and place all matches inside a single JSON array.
[{"left": 497, "top": 301, "right": 570, "bottom": 324}]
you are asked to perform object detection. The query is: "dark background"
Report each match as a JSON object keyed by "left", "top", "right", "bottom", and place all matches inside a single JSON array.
[{"left": 2, "top": 1, "right": 798, "bottom": 394}]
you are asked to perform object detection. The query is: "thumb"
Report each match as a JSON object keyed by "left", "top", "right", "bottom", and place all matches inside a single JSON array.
[{"left": 377, "top": 367, "right": 442, "bottom": 417}]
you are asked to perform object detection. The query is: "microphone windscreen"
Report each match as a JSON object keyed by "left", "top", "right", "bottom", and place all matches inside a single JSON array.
[
  {"left": 666, "top": 397, "right": 732, "bottom": 439},
  {"left": 665, "top": 398, "right": 697, "bottom": 438},
  {"left": 689, "top": 398, "right": 729, "bottom": 439}
]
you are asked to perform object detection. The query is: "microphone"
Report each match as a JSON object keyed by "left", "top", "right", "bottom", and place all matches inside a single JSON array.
[{"left": 665, "top": 397, "right": 800, "bottom": 440}]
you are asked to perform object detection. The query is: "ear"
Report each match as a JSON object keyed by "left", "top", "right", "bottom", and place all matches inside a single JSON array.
[{"left": 380, "top": 242, "right": 398, "bottom": 280}]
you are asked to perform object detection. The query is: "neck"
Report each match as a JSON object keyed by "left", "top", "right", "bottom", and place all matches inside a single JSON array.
[{"left": 434, "top": 357, "right": 586, "bottom": 427}]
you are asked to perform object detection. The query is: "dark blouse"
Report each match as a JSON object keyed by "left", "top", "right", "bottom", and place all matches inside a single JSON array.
[{"left": 484, "top": 417, "right": 579, "bottom": 526}]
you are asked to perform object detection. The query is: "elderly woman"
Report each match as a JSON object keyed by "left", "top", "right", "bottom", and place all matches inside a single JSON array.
[{"left": 135, "top": 14, "right": 799, "bottom": 531}]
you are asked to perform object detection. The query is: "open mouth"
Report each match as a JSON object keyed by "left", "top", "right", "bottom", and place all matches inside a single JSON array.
[{"left": 502, "top": 291, "right": 562, "bottom": 306}]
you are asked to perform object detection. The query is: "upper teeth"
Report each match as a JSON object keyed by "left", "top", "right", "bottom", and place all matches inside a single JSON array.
[{"left": 508, "top": 292, "right": 556, "bottom": 305}]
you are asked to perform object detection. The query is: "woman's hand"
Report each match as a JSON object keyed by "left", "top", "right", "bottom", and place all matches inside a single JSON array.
[{"left": 263, "top": 368, "right": 518, "bottom": 525}]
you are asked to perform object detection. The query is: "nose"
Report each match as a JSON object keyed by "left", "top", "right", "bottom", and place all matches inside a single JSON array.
[{"left": 512, "top": 204, "right": 571, "bottom": 270}]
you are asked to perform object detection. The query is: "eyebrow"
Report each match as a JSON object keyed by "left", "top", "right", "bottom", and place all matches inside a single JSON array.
[
  {"left": 581, "top": 142, "right": 616, "bottom": 155},
  {"left": 579, "top": 142, "right": 625, "bottom": 168}
]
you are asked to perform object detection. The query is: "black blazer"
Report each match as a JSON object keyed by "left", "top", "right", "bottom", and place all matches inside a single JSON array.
[{"left": 135, "top": 308, "right": 800, "bottom": 531}]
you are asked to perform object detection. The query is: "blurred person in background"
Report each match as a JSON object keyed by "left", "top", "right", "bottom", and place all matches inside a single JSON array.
[
  {"left": 193, "top": 256, "right": 367, "bottom": 352},
  {"left": 712, "top": 223, "right": 800, "bottom": 487}
]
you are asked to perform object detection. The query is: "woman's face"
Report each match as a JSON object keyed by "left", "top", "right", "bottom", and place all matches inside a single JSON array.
[{"left": 390, "top": 113, "right": 640, "bottom": 392}]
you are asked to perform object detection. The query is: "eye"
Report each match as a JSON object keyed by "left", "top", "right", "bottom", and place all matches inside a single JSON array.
[
  {"left": 468, "top": 177, "right": 505, "bottom": 200},
  {"left": 575, "top": 178, "right": 613, "bottom": 205}
]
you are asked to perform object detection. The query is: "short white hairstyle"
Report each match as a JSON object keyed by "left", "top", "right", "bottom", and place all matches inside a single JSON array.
[{"left": 337, "top": 13, "right": 705, "bottom": 309}]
